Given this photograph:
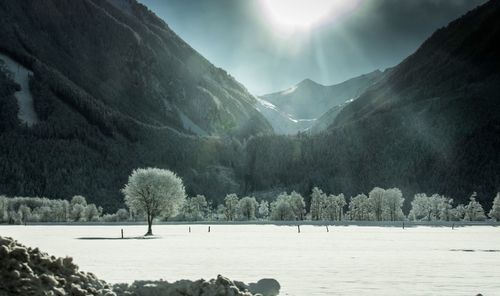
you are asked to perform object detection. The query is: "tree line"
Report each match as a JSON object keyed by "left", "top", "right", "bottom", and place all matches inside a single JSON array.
[
  {"left": 179, "top": 188, "right": 499, "bottom": 223},
  {"left": 2, "top": 186, "right": 499, "bottom": 225},
  {"left": 0, "top": 195, "right": 130, "bottom": 224}
]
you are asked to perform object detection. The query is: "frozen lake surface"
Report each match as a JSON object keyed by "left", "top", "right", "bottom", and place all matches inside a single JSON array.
[{"left": 1, "top": 225, "right": 499, "bottom": 295}]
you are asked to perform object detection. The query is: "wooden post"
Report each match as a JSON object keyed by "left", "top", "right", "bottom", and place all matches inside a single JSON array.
[
  {"left": 297, "top": 225, "right": 300, "bottom": 233},
  {"left": 189, "top": 226, "right": 191, "bottom": 233},
  {"left": 326, "top": 225, "right": 329, "bottom": 232},
  {"left": 121, "top": 229, "right": 124, "bottom": 239},
  {"left": 208, "top": 226, "right": 211, "bottom": 233}
]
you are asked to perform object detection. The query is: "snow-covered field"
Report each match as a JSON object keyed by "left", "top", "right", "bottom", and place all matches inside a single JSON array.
[{"left": 1, "top": 225, "right": 499, "bottom": 296}]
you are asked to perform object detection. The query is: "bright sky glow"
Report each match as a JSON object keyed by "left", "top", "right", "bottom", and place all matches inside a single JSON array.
[{"left": 260, "top": 0, "right": 359, "bottom": 30}]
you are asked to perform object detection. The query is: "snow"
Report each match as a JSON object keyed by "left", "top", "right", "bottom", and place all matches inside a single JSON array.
[
  {"left": 1, "top": 225, "right": 499, "bottom": 295},
  {"left": 0, "top": 53, "right": 39, "bottom": 126},
  {"left": 281, "top": 85, "right": 297, "bottom": 95},
  {"left": 256, "top": 97, "right": 277, "bottom": 110}
]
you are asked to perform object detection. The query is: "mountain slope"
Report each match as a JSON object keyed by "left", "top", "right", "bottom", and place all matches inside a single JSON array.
[
  {"left": 244, "top": 0, "right": 500, "bottom": 209},
  {"left": 0, "top": 0, "right": 271, "bottom": 209},
  {"left": 258, "top": 71, "right": 382, "bottom": 134},
  {"left": 0, "top": 0, "right": 271, "bottom": 137}
]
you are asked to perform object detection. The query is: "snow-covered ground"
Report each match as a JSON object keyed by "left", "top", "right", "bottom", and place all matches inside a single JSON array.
[
  {"left": 1, "top": 225, "right": 499, "bottom": 295},
  {"left": 0, "top": 53, "right": 39, "bottom": 126}
]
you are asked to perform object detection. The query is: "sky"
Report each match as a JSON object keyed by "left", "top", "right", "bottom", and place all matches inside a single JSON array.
[{"left": 139, "top": 0, "right": 487, "bottom": 95}]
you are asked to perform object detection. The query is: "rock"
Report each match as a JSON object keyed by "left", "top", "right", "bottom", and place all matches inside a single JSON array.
[
  {"left": 10, "top": 246, "right": 29, "bottom": 261},
  {"left": 248, "top": 279, "right": 281, "bottom": 296},
  {"left": 0, "top": 245, "right": 10, "bottom": 257},
  {"left": 10, "top": 270, "right": 21, "bottom": 280},
  {"left": 40, "top": 274, "right": 59, "bottom": 286}
]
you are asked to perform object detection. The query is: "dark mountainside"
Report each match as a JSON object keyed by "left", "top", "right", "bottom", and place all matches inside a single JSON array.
[
  {"left": 258, "top": 70, "right": 383, "bottom": 134},
  {"left": 0, "top": 0, "right": 271, "bottom": 209},
  {"left": 244, "top": 0, "right": 500, "bottom": 211}
]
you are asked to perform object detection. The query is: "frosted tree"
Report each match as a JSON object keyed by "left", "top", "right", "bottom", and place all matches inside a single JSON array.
[
  {"left": 289, "top": 191, "right": 306, "bottom": 220},
  {"left": 224, "top": 194, "right": 239, "bottom": 221},
  {"left": 270, "top": 193, "right": 295, "bottom": 221},
  {"left": 323, "top": 194, "right": 345, "bottom": 221},
  {"left": 0, "top": 196, "right": 7, "bottom": 223},
  {"left": 488, "top": 193, "right": 500, "bottom": 221},
  {"left": 368, "top": 187, "right": 386, "bottom": 221},
  {"left": 192, "top": 195, "right": 208, "bottom": 219},
  {"left": 53, "top": 200, "right": 70, "bottom": 222},
  {"left": 216, "top": 204, "right": 226, "bottom": 220},
  {"left": 383, "top": 188, "right": 404, "bottom": 221},
  {"left": 464, "top": 193, "right": 486, "bottom": 221},
  {"left": 451, "top": 204, "right": 466, "bottom": 221},
  {"left": 122, "top": 168, "right": 186, "bottom": 235},
  {"left": 116, "top": 208, "right": 129, "bottom": 221},
  {"left": 82, "top": 204, "right": 99, "bottom": 222},
  {"left": 181, "top": 195, "right": 208, "bottom": 221},
  {"left": 71, "top": 195, "right": 87, "bottom": 207},
  {"left": 310, "top": 187, "right": 326, "bottom": 220},
  {"left": 429, "top": 194, "right": 443, "bottom": 221},
  {"left": 348, "top": 194, "right": 369, "bottom": 221},
  {"left": 69, "top": 195, "right": 87, "bottom": 221},
  {"left": 258, "top": 200, "right": 269, "bottom": 219},
  {"left": 410, "top": 193, "right": 456, "bottom": 221},
  {"left": 437, "top": 196, "right": 454, "bottom": 221},
  {"left": 18, "top": 204, "right": 31, "bottom": 225},
  {"left": 35, "top": 206, "right": 53, "bottom": 222},
  {"left": 238, "top": 196, "right": 258, "bottom": 220},
  {"left": 335, "top": 194, "right": 347, "bottom": 221},
  {"left": 410, "top": 193, "right": 437, "bottom": 221}
]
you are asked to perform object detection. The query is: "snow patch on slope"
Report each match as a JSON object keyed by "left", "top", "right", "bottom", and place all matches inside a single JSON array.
[{"left": 0, "top": 53, "right": 39, "bottom": 126}]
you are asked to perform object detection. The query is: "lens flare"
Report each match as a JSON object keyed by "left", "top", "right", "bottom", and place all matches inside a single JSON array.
[{"left": 261, "top": 0, "right": 361, "bottom": 31}]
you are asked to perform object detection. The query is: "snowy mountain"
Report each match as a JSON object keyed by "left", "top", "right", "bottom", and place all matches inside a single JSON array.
[{"left": 259, "top": 71, "right": 382, "bottom": 134}]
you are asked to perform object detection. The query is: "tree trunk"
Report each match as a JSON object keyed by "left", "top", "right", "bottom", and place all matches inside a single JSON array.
[{"left": 145, "top": 215, "right": 153, "bottom": 236}]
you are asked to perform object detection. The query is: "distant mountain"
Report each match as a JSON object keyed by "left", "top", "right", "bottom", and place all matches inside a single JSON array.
[
  {"left": 258, "top": 71, "right": 382, "bottom": 134},
  {"left": 0, "top": 0, "right": 271, "bottom": 209},
  {"left": 244, "top": 0, "right": 500, "bottom": 209}
]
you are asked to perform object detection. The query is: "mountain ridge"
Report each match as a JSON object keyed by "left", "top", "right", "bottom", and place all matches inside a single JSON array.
[{"left": 258, "top": 70, "right": 383, "bottom": 134}]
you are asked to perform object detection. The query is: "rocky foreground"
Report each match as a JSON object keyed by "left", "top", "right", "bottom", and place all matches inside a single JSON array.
[{"left": 0, "top": 236, "right": 279, "bottom": 296}]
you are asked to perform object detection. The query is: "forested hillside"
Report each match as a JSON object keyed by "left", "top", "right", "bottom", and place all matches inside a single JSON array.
[
  {"left": 243, "top": 0, "right": 500, "bottom": 211},
  {"left": 0, "top": 0, "right": 271, "bottom": 210}
]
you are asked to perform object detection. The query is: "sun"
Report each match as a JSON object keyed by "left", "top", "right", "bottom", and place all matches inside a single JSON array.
[{"left": 260, "top": 0, "right": 359, "bottom": 30}]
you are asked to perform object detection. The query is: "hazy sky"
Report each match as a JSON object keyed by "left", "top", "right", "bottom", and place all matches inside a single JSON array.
[{"left": 139, "top": 0, "right": 486, "bottom": 95}]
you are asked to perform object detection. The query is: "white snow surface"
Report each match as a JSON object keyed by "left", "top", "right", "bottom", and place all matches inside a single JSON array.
[
  {"left": 0, "top": 53, "right": 39, "bottom": 126},
  {"left": 1, "top": 225, "right": 499, "bottom": 295}
]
